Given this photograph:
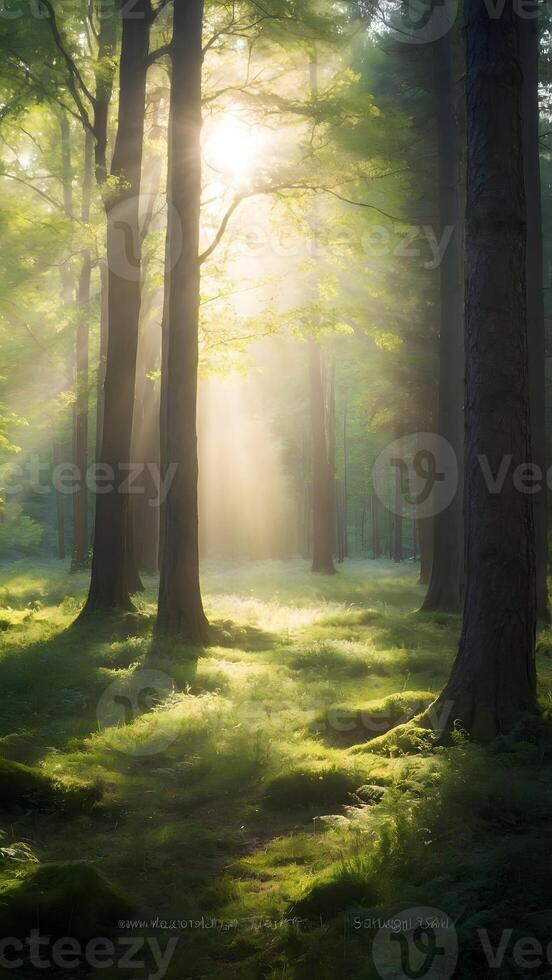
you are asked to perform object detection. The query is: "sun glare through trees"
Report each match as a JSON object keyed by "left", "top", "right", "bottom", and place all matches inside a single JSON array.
[{"left": 0, "top": 0, "right": 551, "bottom": 977}]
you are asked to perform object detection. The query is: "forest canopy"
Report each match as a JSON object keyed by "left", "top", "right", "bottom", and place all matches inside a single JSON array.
[{"left": 0, "top": 1, "right": 551, "bottom": 978}]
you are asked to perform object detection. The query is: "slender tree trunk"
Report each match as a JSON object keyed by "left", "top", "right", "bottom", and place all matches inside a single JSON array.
[
  {"left": 418, "top": 517, "right": 434, "bottom": 585},
  {"left": 328, "top": 359, "right": 340, "bottom": 561},
  {"left": 436, "top": 0, "right": 537, "bottom": 741},
  {"left": 342, "top": 405, "right": 349, "bottom": 558},
  {"left": 131, "top": 99, "right": 165, "bottom": 573},
  {"left": 72, "top": 131, "right": 93, "bottom": 571},
  {"left": 131, "top": 291, "right": 161, "bottom": 572},
  {"left": 422, "top": 29, "right": 463, "bottom": 611},
  {"left": 309, "top": 340, "right": 336, "bottom": 574},
  {"left": 520, "top": 8, "right": 549, "bottom": 622},
  {"left": 96, "top": 261, "right": 108, "bottom": 463},
  {"left": 392, "top": 461, "right": 403, "bottom": 563},
  {"left": 93, "top": 0, "right": 116, "bottom": 463},
  {"left": 84, "top": 0, "right": 150, "bottom": 613},
  {"left": 371, "top": 495, "right": 380, "bottom": 559},
  {"left": 156, "top": 0, "right": 209, "bottom": 642},
  {"left": 53, "top": 439, "right": 66, "bottom": 560},
  {"left": 57, "top": 115, "right": 73, "bottom": 566},
  {"left": 93, "top": 0, "right": 117, "bottom": 186}
]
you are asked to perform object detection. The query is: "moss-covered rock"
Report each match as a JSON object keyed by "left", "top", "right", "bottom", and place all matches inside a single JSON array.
[
  {"left": 310, "top": 691, "right": 434, "bottom": 747},
  {"left": 0, "top": 758, "right": 101, "bottom": 812},
  {"left": 0, "top": 758, "right": 56, "bottom": 808},
  {"left": 0, "top": 733, "right": 43, "bottom": 765},
  {"left": 263, "top": 765, "right": 361, "bottom": 811},
  {"left": 353, "top": 722, "right": 435, "bottom": 757},
  {"left": 354, "top": 783, "right": 386, "bottom": 805},
  {"left": 0, "top": 862, "right": 133, "bottom": 939}
]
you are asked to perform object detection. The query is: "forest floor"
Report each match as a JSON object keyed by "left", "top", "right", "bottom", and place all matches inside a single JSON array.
[{"left": 0, "top": 559, "right": 552, "bottom": 978}]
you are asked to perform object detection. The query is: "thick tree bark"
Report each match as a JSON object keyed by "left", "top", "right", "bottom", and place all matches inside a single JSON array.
[
  {"left": 308, "top": 339, "right": 336, "bottom": 574},
  {"left": 156, "top": 0, "right": 209, "bottom": 642},
  {"left": 422, "top": 30, "right": 463, "bottom": 611},
  {"left": 83, "top": 0, "right": 150, "bottom": 613},
  {"left": 72, "top": 131, "right": 93, "bottom": 571},
  {"left": 520, "top": 9, "right": 549, "bottom": 622},
  {"left": 436, "top": 0, "right": 537, "bottom": 741}
]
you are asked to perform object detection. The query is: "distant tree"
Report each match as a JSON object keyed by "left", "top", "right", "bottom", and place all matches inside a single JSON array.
[{"left": 308, "top": 339, "right": 336, "bottom": 574}]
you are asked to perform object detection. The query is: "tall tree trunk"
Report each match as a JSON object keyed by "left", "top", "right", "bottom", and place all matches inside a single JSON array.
[
  {"left": 422, "top": 30, "right": 463, "bottom": 611},
  {"left": 93, "top": 0, "right": 117, "bottom": 186},
  {"left": 342, "top": 405, "right": 349, "bottom": 559},
  {"left": 93, "top": 0, "right": 116, "bottom": 462},
  {"left": 131, "top": 97, "right": 165, "bottom": 573},
  {"left": 309, "top": 339, "right": 336, "bottom": 574},
  {"left": 131, "top": 291, "right": 161, "bottom": 572},
  {"left": 96, "top": 261, "right": 108, "bottom": 463},
  {"left": 520, "top": 8, "right": 549, "bottom": 622},
  {"left": 72, "top": 131, "right": 93, "bottom": 571},
  {"left": 371, "top": 494, "right": 380, "bottom": 559},
  {"left": 156, "top": 0, "right": 209, "bottom": 642},
  {"left": 83, "top": 0, "right": 150, "bottom": 613},
  {"left": 53, "top": 438, "right": 66, "bottom": 560},
  {"left": 436, "top": 0, "right": 537, "bottom": 741},
  {"left": 418, "top": 517, "right": 434, "bottom": 585},
  {"left": 392, "top": 459, "right": 403, "bottom": 563}
]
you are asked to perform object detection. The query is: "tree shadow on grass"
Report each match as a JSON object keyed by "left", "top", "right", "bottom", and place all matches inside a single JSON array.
[
  {"left": 208, "top": 618, "right": 280, "bottom": 653},
  {"left": 0, "top": 612, "right": 198, "bottom": 761}
]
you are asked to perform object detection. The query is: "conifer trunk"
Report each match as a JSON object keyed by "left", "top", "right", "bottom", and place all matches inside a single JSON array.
[
  {"left": 156, "top": 0, "right": 209, "bottom": 642},
  {"left": 437, "top": 0, "right": 537, "bottom": 741},
  {"left": 84, "top": 0, "right": 150, "bottom": 612}
]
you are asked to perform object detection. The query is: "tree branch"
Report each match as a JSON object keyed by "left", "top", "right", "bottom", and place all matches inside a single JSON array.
[
  {"left": 147, "top": 42, "right": 173, "bottom": 66},
  {"left": 0, "top": 171, "right": 63, "bottom": 211},
  {"left": 37, "top": 0, "right": 97, "bottom": 130},
  {"left": 198, "top": 177, "right": 417, "bottom": 265},
  {"left": 199, "top": 195, "right": 246, "bottom": 264}
]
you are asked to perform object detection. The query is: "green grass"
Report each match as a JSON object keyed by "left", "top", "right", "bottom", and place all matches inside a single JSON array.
[{"left": 0, "top": 557, "right": 550, "bottom": 978}]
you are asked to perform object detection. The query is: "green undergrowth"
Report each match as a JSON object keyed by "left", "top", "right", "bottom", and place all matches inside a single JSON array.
[
  {"left": 0, "top": 758, "right": 101, "bottom": 812},
  {"left": 0, "top": 861, "right": 133, "bottom": 939},
  {"left": 0, "top": 558, "right": 550, "bottom": 978}
]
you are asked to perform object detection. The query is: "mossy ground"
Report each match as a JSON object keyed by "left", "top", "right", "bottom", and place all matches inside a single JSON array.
[{"left": 0, "top": 558, "right": 551, "bottom": 977}]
